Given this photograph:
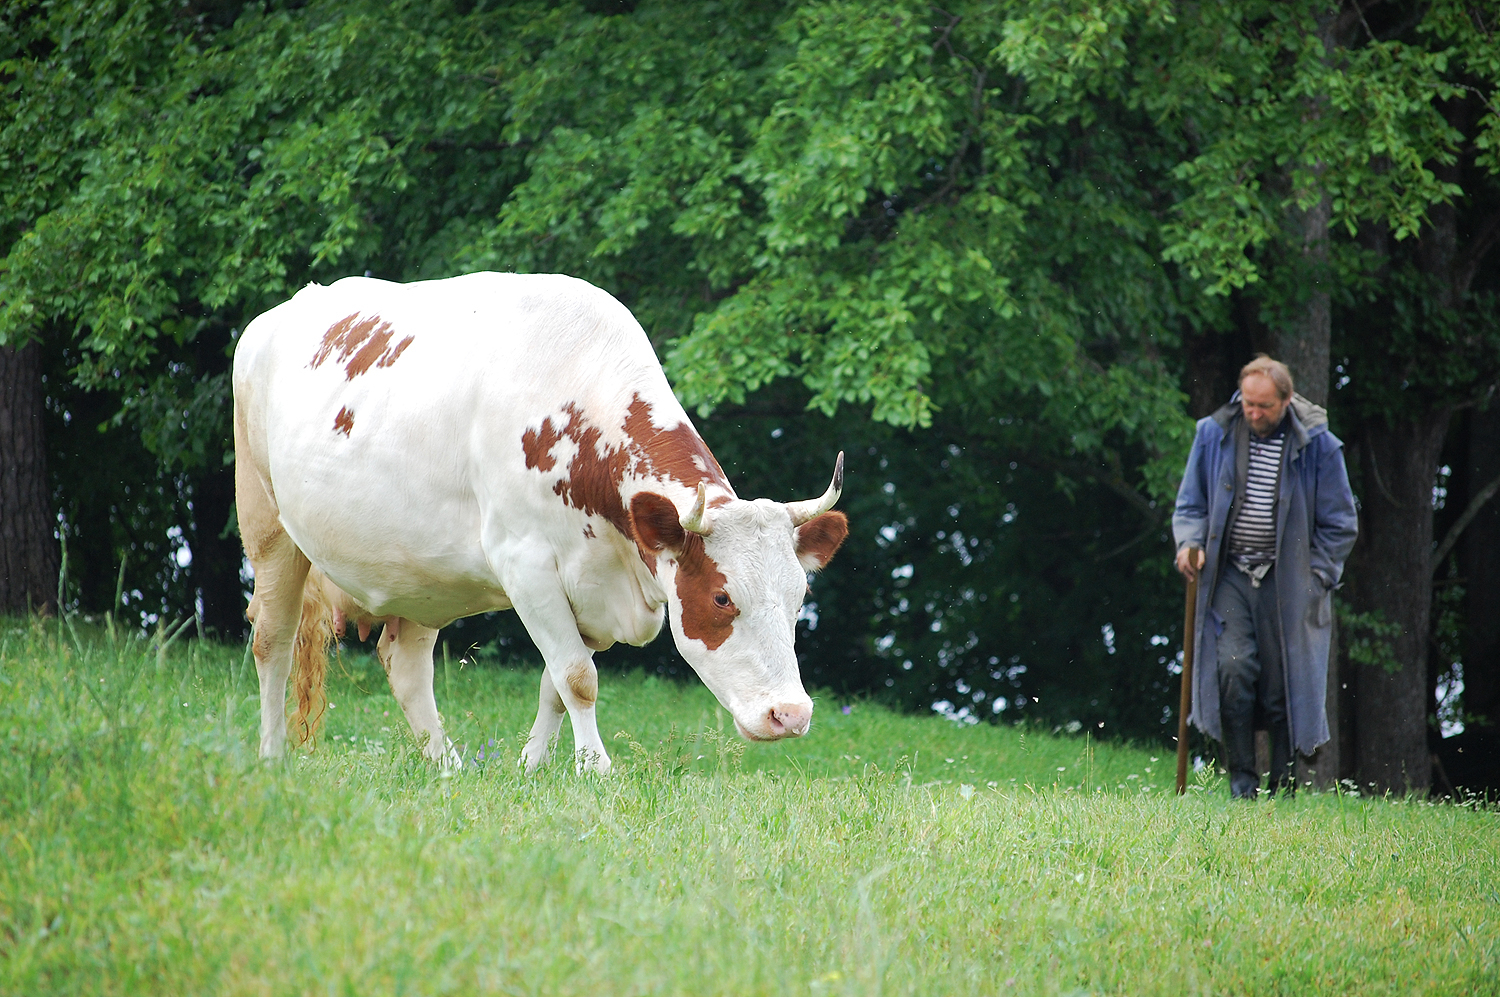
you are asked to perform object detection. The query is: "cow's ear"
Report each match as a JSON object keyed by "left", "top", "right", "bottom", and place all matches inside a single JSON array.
[
  {"left": 795, "top": 511, "right": 848, "bottom": 572},
  {"left": 631, "top": 492, "right": 687, "bottom": 555}
]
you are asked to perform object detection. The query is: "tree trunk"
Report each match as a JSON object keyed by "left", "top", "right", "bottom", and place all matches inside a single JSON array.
[
  {"left": 1280, "top": 186, "right": 1335, "bottom": 785},
  {"left": 1278, "top": 7, "right": 1341, "bottom": 785},
  {"left": 186, "top": 324, "right": 245, "bottom": 638},
  {"left": 0, "top": 341, "right": 60, "bottom": 615},
  {"left": 1460, "top": 404, "right": 1500, "bottom": 726},
  {"left": 1269, "top": 3, "right": 1338, "bottom": 405},
  {"left": 190, "top": 461, "right": 248, "bottom": 639},
  {"left": 1348, "top": 410, "right": 1449, "bottom": 794},
  {"left": 1274, "top": 189, "right": 1332, "bottom": 406}
]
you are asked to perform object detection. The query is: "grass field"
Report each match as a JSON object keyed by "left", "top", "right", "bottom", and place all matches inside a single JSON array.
[{"left": 2, "top": 618, "right": 1497, "bottom": 996}]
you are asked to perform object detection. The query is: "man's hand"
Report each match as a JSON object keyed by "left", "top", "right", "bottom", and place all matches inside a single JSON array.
[{"left": 1175, "top": 546, "right": 1205, "bottom": 582}]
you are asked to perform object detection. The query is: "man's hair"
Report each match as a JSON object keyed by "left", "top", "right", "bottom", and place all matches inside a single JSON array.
[{"left": 1239, "top": 354, "right": 1294, "bottom": 400}]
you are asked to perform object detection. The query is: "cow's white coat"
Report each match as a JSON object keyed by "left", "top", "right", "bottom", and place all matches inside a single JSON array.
[{"left": 234, "top": 272, "right": 840, "bottom": 772}]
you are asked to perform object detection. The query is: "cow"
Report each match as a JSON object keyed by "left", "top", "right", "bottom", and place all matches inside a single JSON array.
[{"left": 233, "top": 272, "right": 848, "bottom": 774}]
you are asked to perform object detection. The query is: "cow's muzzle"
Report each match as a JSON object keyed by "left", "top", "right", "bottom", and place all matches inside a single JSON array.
[{"left": 734, "top": 700, "right": 813, "bottom": 741}]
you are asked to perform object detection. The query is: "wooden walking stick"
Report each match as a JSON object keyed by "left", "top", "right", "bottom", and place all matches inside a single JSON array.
[{"left": 1175, "top": 566, "right": 1199, "bottom": 795}]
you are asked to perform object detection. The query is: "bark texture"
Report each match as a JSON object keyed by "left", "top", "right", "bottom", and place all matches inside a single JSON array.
[
  {"left": 1279, "top": 186, "right": 1335, "bottom": 784},
  {"left": 1460, "top": 404, "right": 1500, "bottom": 727},
  {"left": 1348, "top": 411, "right": 1449, "bottom": 793},
  {"left": 1276, "top": 7, "right": 1340, "bottom": 783},
  {"left": 1275, "top": 190, "right": 1332, "bottom": 407},
  {"left": 0, "top": 342, "right": 60, "bottom": 615},
  {"left": 191, "top": 461, "right": 248, "bottom": 639}
]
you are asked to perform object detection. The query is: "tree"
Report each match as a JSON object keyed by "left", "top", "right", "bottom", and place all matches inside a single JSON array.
[
  {"left": 0, "top": 340, "right": 56, "bottom": 614},
  {"left": 998, "top": 0, "right": 1500, "bottom": 791},
  {"left": 0, "top": 0, "right": 526, "bottom": 629},
  {"left": 4, "top": 1, "right": 1495, "bottom": 784},
  {"left": 460, "top": 0, "right": 1214, "bottom": 731}
]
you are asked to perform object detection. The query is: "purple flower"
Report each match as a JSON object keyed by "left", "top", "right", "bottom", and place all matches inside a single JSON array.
[{"left": 841, "top": 705, "right": 852, "bottom": 715}]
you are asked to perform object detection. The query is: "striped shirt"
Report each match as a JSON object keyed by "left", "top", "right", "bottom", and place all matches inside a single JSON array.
[{"left": 1228, "top": 429, "right": 1284, "bottom": 565}]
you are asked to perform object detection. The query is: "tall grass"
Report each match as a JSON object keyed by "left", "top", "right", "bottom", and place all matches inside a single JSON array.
[{"left": 2, "top": 619, "right": 1496, "bottom": 995}]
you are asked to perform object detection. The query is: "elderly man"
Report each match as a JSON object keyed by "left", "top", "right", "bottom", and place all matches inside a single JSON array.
[{"left": 1172, "top": 356, "right": 1359, "bottom": 799}]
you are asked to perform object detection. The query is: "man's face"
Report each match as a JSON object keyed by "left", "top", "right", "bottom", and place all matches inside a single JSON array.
[{"left": 1240, "top": 373, "right": 1290, "bottom": 436}]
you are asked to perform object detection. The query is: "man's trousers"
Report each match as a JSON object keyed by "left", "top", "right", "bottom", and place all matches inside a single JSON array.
[{"left": 1212, "top": 563, "right": 1295, "bottom": 798}]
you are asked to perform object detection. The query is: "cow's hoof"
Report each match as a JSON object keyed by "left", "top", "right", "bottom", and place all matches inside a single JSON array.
[
  {"left": 437, "top": 739, "right": 462, "bottom": 775},
  {"left": 520, "top": 740, "right": 551, "bottom": 775},
  {"left": 575, "top": 748, "right": 612, "bottom": 776}
]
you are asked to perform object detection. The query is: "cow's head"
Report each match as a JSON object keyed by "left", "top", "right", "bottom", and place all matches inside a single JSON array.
[{"left": 629, "top": 454, "right": 848, "bottom": 741}]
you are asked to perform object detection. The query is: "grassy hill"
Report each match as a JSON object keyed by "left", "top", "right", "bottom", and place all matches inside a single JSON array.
[{"left": 2, "top": 619, "right": 1496, "bottom": 995}]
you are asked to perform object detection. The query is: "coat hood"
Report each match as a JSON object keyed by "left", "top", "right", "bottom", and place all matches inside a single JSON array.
[{"left": 1211, "top": 391, "right": 1329, "bottom": 437}]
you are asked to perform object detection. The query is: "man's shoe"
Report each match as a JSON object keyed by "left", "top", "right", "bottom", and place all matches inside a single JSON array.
[{"left": 1229, "top": 772, "right": 1259, "bottom": 799}]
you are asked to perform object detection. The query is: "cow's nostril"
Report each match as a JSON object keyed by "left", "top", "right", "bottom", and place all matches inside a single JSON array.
[{"left": 769, "top": 702, "right": 813, "bottom": 737}]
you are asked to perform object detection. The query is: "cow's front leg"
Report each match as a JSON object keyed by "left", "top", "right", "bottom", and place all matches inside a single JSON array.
[
  {"left": 552, "top": 655, "right": 609, "bottom": 774},
  {"left": 520, "top": 654, "right": 609, "bottom": 774},
  {"left": 521, "top": 667, "right": 567, "bottom": 774},
  {"left": 504, "top": 567, "right": 612, "bottom": 775},
  {"left": 377, "top": 619, "right": 457, "bottom": 766}
]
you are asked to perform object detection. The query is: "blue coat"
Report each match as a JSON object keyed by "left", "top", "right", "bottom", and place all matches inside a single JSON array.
[{"left": 1172, "top": 394, "right": 1358, "bottom": 754}]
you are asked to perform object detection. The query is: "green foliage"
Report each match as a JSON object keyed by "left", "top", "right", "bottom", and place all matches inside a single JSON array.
[
  {"left": 2, "top": 623, "right": 1497, "bottom": 995},
  {"left": 1337, "top": 601, "right": 1405, "bottom": 674},
  {"left": 1143, "top": 2, "right": 1468, "bottom": 291},
  {"left": 3, "top": 1, "right": 512, "bottom": 340},
  {"left": 464, "top": 0, "right": 1197, "bottom": 499},
  {"left": 4, "top": 1, "right": 1499, "bottom": 733},
  {"left": 1336, "top": 262, "right": 1500, "bottom": 423}
]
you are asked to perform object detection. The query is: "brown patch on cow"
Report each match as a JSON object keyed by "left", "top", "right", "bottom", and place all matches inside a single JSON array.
[
  {"left": 310, "top": 313, "right": 415, "bottom": 380},
  {"left": 563, "top": 660, "right": 598, "bottom": 707},
  {"left": 676, "top": 534, "right": 736, "bottom": 650},
  {"left": 582, "top": 524, "right": 596, "bottom": 539},
  {"left": 795, "top": 511, "right": 849, "bottom": 572},
  {"left": 520, "top": 393, "right": 735, "bottom": 564},
  {"left": 521, "top": 416, "right": 565, "bottom": 473},
  {"left": 629, "top": 492, "right": 686, "bottom": 560},
  {"left": 333, "top": 406, "right": 355, "bottom": 436},
  {"left": 620, "top": 394, "right": 732, "bottom": 490},
  {"left": 252, "top": 624, "right": 276, "bottom": 661},
  {"left": 550, "top": 403, "right": 634, "bottom": 540}
]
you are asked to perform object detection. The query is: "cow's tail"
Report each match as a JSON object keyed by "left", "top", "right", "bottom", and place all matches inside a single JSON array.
[{"left": 289, "top": 572, "right": 336, "bottom": 748}]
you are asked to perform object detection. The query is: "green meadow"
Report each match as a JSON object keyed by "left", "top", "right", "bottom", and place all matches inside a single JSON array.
[{"left": 2, "top": 619, "right": 1496, "bottom": 996}]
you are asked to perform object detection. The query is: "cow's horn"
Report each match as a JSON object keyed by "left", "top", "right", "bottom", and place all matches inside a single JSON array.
[
  {"left": 786, "top": 451, "right": 844, "bottom": 527},
  {"left": 680, "top": 481, "right": 713, "bottom": 535}
]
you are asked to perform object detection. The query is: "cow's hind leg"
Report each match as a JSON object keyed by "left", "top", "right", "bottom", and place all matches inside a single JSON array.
[
  {"left": 246, "top": 536, "right": 312, "bottom": 758},
  {"left": 239, "top": 493, "right": 312, "bottom": 759},
  {"left": 377, "top": 620, "right": 458, "bottom": 766}
]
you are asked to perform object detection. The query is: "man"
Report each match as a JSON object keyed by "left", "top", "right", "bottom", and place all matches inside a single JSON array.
[{"left": 1172, "top": 356, "right": 1358, "bottom": 798}]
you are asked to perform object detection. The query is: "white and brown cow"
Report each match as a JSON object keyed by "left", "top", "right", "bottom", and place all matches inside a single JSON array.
[{"left": 233, "top": 272, "right": 847, "bottom": 773}]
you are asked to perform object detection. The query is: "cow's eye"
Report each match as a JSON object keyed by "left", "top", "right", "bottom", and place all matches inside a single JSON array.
[{"left": 713, "top": 592, "right": 731, "bottom": 609}]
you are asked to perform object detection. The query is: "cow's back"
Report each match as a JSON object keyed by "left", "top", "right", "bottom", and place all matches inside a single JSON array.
[{"left": 234, "top": 272, "right": 680, "bottom": 628}]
